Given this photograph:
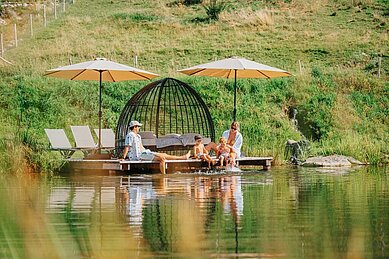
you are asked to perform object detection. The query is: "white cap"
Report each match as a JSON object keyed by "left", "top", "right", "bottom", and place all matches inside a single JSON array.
[{"left": 129, "top": 120, "right": 142, "bottom": 128}]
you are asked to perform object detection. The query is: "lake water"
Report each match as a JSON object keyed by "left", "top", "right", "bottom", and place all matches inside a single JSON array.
[{"left": 0, "top": 166, "right": 388, "bottom": 258}]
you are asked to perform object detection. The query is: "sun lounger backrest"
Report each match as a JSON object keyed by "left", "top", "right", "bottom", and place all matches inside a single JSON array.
[
  {"left": 71, "top": 126, "right": 96, "bottom": 148},
  {"left": 180, "top": 133, "right": 211, "bottom": 146},
  {"left": 156, "top": 133, "right": 182, "bottom": 148},
  {"left": 44, "top": 129, "right": 72, "bottom": 149},
  {"left": 139, "top": 131, "right": 156, "bottom": 147},
  {"left": 94, "top": 128, "right": 115, "bottom": 148},
  {"left": 139, "top": 131, "right": 155, "bottom": 139},
  {"left": 180, "top": 133, "right": 197, "bottom": 146}
]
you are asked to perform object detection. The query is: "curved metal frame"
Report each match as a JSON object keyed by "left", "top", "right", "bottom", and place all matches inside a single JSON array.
[{"left": 116, "top": 78, "right": 215, "bottom": 151}]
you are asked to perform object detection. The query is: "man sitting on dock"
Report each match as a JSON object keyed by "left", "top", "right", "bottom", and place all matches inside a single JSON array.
[{"left": 121, "top": 121, "right": 191, "bottom": 174}]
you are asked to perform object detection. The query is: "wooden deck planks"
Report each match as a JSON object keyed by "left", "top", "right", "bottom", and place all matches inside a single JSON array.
[{"left": 68, "top": 156, "right": 273, "bottom": 173}]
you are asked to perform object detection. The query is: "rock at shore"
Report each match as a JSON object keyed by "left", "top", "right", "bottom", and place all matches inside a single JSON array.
[{"left": 302, "top": 155, "right": 365, "bottom": 167}]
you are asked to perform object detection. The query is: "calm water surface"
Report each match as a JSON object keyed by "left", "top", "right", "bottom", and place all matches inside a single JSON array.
[{"left": 0, "top": 166, "right": 388, "bottom": 258}]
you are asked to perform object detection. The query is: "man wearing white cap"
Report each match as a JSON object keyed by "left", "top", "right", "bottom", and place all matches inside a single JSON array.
[{"left": 122, "top": 120, "right": 191, "bottom": 174}]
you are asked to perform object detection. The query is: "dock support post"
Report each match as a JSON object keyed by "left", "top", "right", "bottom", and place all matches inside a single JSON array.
[{"left": 263, "top": 160, "right": 272, "bottom": 170}]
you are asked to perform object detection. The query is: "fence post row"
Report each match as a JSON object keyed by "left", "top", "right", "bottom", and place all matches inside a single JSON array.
[
  {"left": 0, "top": 33, "right": 4, "bottom": 57},
  {"left": 0, "top": 1, "right": 75, "bottom": 57},
  {"left": 30, "top": 14, "right": 33, "bottom": 36},
  {"left": 43, "top": 4, "right": 47, "bottom": 27},
  {"left": 13, "top": 23, "right": 17, "bottom": 47},
  {"left": 54, "top": 0, "right": 57, "bottom": 19}
]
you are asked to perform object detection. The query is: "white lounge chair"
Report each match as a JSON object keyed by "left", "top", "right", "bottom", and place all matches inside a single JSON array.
[
  {"left": 44, "top": 129, "right": 76, "bottom": 158},
  {"left": 94, "top": 128, "right": 115, "bottom": 149},
  {"left": 70, "top": 126, "right": 97, "bottom": 156}
]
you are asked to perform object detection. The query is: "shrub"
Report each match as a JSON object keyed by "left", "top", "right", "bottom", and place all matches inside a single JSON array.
[
  {"left": 112, "top": 12, "right": 157, "bottom": 22},
  {"left": 203, "top": 0, "right": 227, "bottom": 20},
  {"left": 167, "top": 0, "right": 203, "bottom": 6},
  {"left": 297, "top": 68, "right": 336, "bottom": 141},
  {"left": 184, "top": 0, "right": 203, "bottom": 5}
]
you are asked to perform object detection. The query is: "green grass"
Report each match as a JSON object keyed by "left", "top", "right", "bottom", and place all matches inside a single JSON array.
[{"left": 0, "top": 0, "right": 388, "bottom": 170}]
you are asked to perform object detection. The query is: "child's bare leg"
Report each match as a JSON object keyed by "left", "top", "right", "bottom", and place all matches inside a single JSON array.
[
  {"left": 206, "top": 155, "right": 212, "bottom": 164},
  {"left": 219, "top": 157, "right": 224, "bottom": 168},
  {"left": 211, "top": 157, "right": 216, "bottom": 165},
  {"left": 230, "top": 153, "right": 237, "bottom": 165},
  {"left": 206, "top": 156, "right": 212, "bottom": 168},
  {"left": 231, "top": 158, "right": 236, "bottom": 166},
  {"left": 206, "top": 155, "right": 216, "bottom": 167},
  {"left": 201, "top": 155, "right": 211, "bottom": 168}
]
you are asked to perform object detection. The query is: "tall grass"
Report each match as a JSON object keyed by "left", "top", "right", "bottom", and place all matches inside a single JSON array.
[
  {"left": 219, "top": 7, "right": 274, "bottom": 26},
  {"left": 310, "top": 133, "right": 387, "bottom": 165}
]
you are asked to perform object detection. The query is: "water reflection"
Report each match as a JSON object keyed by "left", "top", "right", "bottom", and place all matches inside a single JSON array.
[
  {"left": 119, "top": 174, "right": 246, "bottom": 254},
  {"left": 11, "top": 166, "right": 388, "bottom": 258}
]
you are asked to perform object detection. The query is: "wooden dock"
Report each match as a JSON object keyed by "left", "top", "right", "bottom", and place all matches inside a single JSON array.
[{"left": 67, "top": 157, "right": 273, "bottom": 174}]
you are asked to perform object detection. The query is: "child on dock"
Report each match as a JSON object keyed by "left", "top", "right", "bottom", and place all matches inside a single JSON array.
[
  {"left": 216, "top": 137, "right": 235, "bottom": 170},
  {"left": 193, "top": 135, "right": 214, "bottom": 168}
]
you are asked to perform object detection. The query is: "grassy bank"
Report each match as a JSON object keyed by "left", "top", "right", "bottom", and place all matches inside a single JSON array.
[{"left": 0, "top": 0, "right": 387, "bottom": 171}]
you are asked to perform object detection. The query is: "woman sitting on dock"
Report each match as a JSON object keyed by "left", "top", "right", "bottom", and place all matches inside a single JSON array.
[
  {"left": 121, "top": 121, "right": 191, "bottom": 174},
  {"left": 206, "top": 121, "right": 243, "bottom": 160}
]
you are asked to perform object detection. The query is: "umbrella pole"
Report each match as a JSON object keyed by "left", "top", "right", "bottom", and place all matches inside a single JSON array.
[
  {"left": 98, "top": 71, "right": 102, "bottom": 153},
  {"left": 233, "top": 69, "right": 237, "bottom": 121}
]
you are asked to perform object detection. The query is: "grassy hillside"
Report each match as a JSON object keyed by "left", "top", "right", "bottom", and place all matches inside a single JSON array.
[{"left": 0, "top": 0, "right": 388, "bottom": 172}]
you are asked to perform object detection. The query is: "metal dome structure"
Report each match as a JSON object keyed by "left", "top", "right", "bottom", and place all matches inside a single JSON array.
[{"left": 116, "top": 77, "right": 215, "bottom": 151}]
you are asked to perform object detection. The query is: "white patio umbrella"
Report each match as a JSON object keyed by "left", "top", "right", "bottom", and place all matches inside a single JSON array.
[
  {"left": 46, "top": 58, "right": 159, "bottom": 151},
  {"left": 178, "top": 56, "right": 292, "bottom": 121}
]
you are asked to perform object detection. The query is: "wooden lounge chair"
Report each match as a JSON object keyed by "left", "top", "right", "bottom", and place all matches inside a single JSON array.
[
  {"left": 44, "top": 129, "right": 76, "bottom": 158},
  {"left": 70, "top": 126, "right": 97, "bottom": 156}
]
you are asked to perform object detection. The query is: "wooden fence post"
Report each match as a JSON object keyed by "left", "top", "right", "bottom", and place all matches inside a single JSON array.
[
  {"left": 134, "top": 56, "right": 138, "bottom": 67},
  {"left": 0, "top": 33, "right": 4, "bottom": 57},
  {"left": 43, "top": 5, "right": 47, "bottom": 27},
  {"left": 13, "top": 24, "right": 18, "bottom": 47},
  {"left": 378, "top": 56, "right": 381, "bottom": 78},
  {"left": 30, "top": 14, "right": 33, "bottom": 37},
  {"left": 298, "top": 60, "right": 302, "bottom": 74},
  {"left": 63, "top": 0, "right": 66, "bottom": 12},
  {"left": 54, "top": 0, "right": 57, "bottom": 19}
]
